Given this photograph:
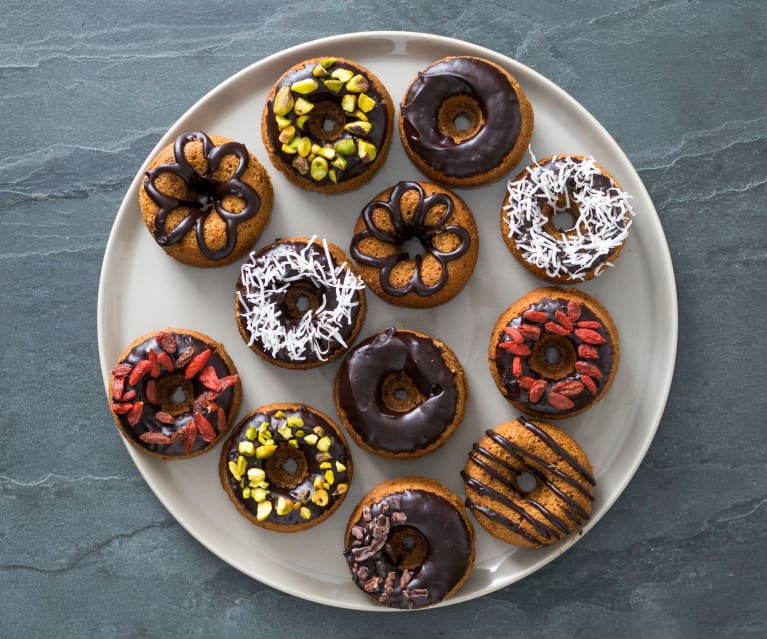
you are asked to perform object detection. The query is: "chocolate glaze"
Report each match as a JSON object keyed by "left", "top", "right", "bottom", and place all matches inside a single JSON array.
[
  {"left": 223, "top": 406, "right": 351, "bottom": 526},
  {"left": 143, "top": 131, "right": 262, "bottom": 260},
  {"left": 463, "top": 418, "right": 595, "bottom": 546},
  {"left": 336, "top": 328, "right": 460, "bottom": 453},
  {"left": 494, "top": 296, "right": 615, "bottom": 414},
  {"left": 235, "top": 240, "right": 363, "bottom": 364},
  {"left": 264, "top": 59, "right": 390, "bottom": 185},
  {"left": 401, "top": 57, "right": 522, "bottom": 178},
  {"left": 344, "top": 489, "right": 473, "bottom": 609},
  {"left": 116, "top": 332, "right": 237, "bottom": 456},
  {"left": 350, "top": 181, "right": 471, "bottom": 297}
]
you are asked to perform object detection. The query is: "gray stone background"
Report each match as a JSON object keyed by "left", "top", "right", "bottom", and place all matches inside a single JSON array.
[{"left": 1, "top": 1, "right": 765, "bottom": 637}]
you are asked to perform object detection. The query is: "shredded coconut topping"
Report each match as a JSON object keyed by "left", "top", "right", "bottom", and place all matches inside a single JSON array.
[
  {"left": 503, "top": 155, "right": 635, "bottom": 280},
  {"left": 237, "top": 237, "right": 365, "bottom": 362}
]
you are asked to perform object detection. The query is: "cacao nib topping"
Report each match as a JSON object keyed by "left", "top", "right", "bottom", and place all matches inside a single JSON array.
[
  {"left": 144, "top": 131, "right": 262, "bottom": 260},
  {"left": 401, "top": 57, "right": 522, "bottom": 178},
  {"left": 350, "top": 181, "right": 470, "bottom": 297},
  {"left": 336, "top": 328, "right": 460, "bottom": 453},
  {"left": 344, "top": 489, "right": 472, "bottom": 609}
]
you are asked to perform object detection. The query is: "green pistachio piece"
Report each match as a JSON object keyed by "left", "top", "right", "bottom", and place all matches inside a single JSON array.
[
  {"left": 272, "top": 85, "right": 294, "bottom": 116},
  {"left": 331, "top": 156, "right": 347, "bottom": 171},
  {"left": 334, "top": 483, "right": 348, "bottom": 496},
  {"left": 311, "top": 489, "right": 329, "bottom": 507},
  {"left": 228, "top": 460, "right": 242, "bottom": 481},
  {"left": 313, "top": 426, "right": 326, "bottom": 436},
  {"left": 252, "top": 487, "right": 268, "bottom": 502},
  {"left": 324, "top": 469, "right": 335, "bottom": 485},
  {"left": 295, "top": 429, "right": 305, "bottom": 438},
  {"left": 256, "top": 444, "right": 278, "bottom": 459},
  {"left": 245, "top": 425, "right": 257, "bottom": 441},
  {"left": 288, "top": 438, "right": 299, "bottom": 449},
  {"left": 341, "top": 93, "right": 357, "bottom": 113},
  {"left": 334, "top": 138, "right": 356, "bottom": 156},
  {"left": 278, "top": 125, "right": 296, "bottom": 144},
  {"left": 296, "top": 115, "right": 309, "bottom": 130},
  {"left": 258, "top": 421, "right": 270, "bottom": 432},
  {"left": 281, "top": 142, "right": 298, "bottom": 155},
  {"left": 299, "top": 506, "right": 312, "bottom": 520},
  {"left": 293, "top": 97, "right": 314, "bottom": 115},
  {"left": 346, "top": 74, "right": 369, "bottom": 93},
  {"left": 357, "top": 139, "right": 377, "bottom": 163},
  {"left": 320, "top": 57, "right": 337, "bottom": 69},
  {"left": 242, "top": 487, "right": 251, "bottom": 499},
  {"left": 316, "top": 435, "right": 332, "bottom": 452},
  {"left": 322, "top": 79, "right": 344, "bottom": 93},
  {"left": 310, "top": 156, "right": 328, "bottom": 181},
  {"left": 357, "top": 93, "right": 376, "bottom": 113},
  {"left": 315, "top": 452, "right": 332, "bottom": 462},
  {"left": 287, "top": 416, "right": 304, "bottom": 428},
  {"left": 238, "top": 441, "right": 256, "bottom": 456},
  {"left": 247, "top": 468, "right": 266, "bottom": 484},
  {"left": 274, "top": 411, "right": 285, "bottom": 418},
  {"left": 291, "top": 78, "right": 318, "bottom": 94},
  {"left": 275, "top": 115, "right": 292, "bottom": 130},
  {"left": 296, "top": 137, "right": 312, "bottom": 158},
  {"left": 310, "top": 144, "right": 335, "bottom": 160},
  {"left": 275, "top": 496, "right": 293, "bottom": 515},
  {"left": 319, "top": 461, "right": 332, "bottom": 470},
  {"left": 328, "top": 169, "right": 337, "bottom": 184},
  {"left": 292, "top": 155, "right": 309, "bottom": 176},
  {"left": 335, "top": 461, "right": 347, "bottom": 472},
  {"left": 236, "top": 455, "right": 248, "bottom": 478},
  {"left": 330, "top": 67, "right": 354, "bottom": 83},
  {"left": 344, "top": 120, "right": 372, "bottom": 136},
  {"left": 312, "top": 476, "right": 324, "bottom": 490},
  {"left": 257, "top": 429, "right": 273, "bottom": 445},
  {"left": 311, "top": 64, "right": 328, "bottom": 78},
  {"left": 277, "top": 424, "right": 292, "bottom": 440},
  {"left": 350, "top": 109, "right": 368, "bottom": 122},
  {"left": 256, "top": 500, "right": 273, "bottom": 521}
]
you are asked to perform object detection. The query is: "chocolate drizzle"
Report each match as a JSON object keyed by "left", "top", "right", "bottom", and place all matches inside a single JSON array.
[
  {"left": 463, "top": 418, "right": 595, "bottom": 547},
  {"left": 350, "top": 181, "right": 470, "bottom": 297},
  {"left": 144, "top": 131, "right": 261, "bottom": 260},
  {"left": 344, "top": 489, "right": 473, "bottom": 609},
  {"left": 336, "top": 328, "right": 460, "bottom": 453},
  {"left": 401, "top": 57, "right": 522, "bottom": 177}
]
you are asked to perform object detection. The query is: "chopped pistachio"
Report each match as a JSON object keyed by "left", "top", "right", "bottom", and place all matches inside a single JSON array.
[
  {"left": 277, "top": 424, "right": 292, "bottom": 440},
  {"left": 296, "top": 115, "right": 309, "bottom": 130},
  {"left": 319, "top": 57, "right": 337, "bottom": 68},
  {"left": 238, "top": 441, "right": 256, "bottom": 456},
  {"left": 272, "top": 85, "right": 294, "bottom": 116},
  {"left": 313, "top": 476, "right": 324, "bottom": 490},
  {"left": 297, "top": 137, "right": 312, "bottom": 158},
  {"left": 291, "top": 78, "right": 318, "bottom": 94},
  {"left": 341, "top": 93, "right": 357, "bottom": 113},
  {"left": 281, "top": 142, "right": 298, "bottom": 155},
  {"left": 247, "top": 468, "right": 266, "bottom": 483},
  {"left": 312, "top": 426, "right": 326, "bottom": 436},
  {"left": 274, "top": 411, "right": 285, "bottom": 419},
  {"left": 330, "top": 67, "right": 353, "bottom": 83},
  {"left": 258, "top": 421, "right": 270, "bottom": 432},
  {"left": 319, "top": 461, "right": 332, "bottom": 470},
  {"left": 357, "top": 93, "right": 376, "bottom": 113},
  {"left": 275, "top": 115, "right": 292, "bottom": 130},
  {"left": 350, "top": 109, "right": 368, "bottom": 122},
  {"left": 344, "top": 120, "right": 372, "bottom": 136},
  {"left": 299, "top": 506, "right": 312, "bottom": 520},
  {"left": 245, "top": 425, "right": 258, "bottom": 441},
  {"left": 310, "top": 156, "right": 328, "bottom": 181},
  {"left": 311, "top": 489, "right": 329, "bottom": 507},
  {"left": 288, "top": 438, "right": 299, "bottom": 449},
  {"left": 331, "top": 156, "right": 347, "bottom": 171},
  {"left": 322, "top": 79, "right": 344, "bottom": 92},
  {"left": 275, "top": 496, "right": 293, "bottom": 515},
  {"left": 310, "top": 144, "right": 335, "bottom": 160},
  {"left": 278, "top": 125, "right": 296, "bottom": 144},
  {"left": 256, "top": 444, "right": 278, "bottom": 459},
  {"left": 292, "top": 155, "right": 309, "bottom": 175},
  {"left": 334, "top": 138, "right": 356, "bottom": 156},
  {"left": 357, "top": 139, "right": 377, "bottom": 163},
  {"left": 257, "top": 429, "right": 273, "bottom": 445},
  {"left": 312, "top": 64, "right": 328, "bottom": 78},
  {"left": 335, "top": 461, "right": 347, "bottom": 472},
  {"left": 242, "top": 487, "right": 251, "bottom": 500},
  {"left": 228, "top": 460, "right": 242, "bottom": 481},
  {"left": 346, "top": 74, "right": 369, "bottom": 93},
  {"left": 236, "top": 455, "right": 248, "bottom": 477},
  {"left": 324, "top": 469, "right": 335, "bottom": 485},
  {"left": 334, "top": 483, "right": 349, "bottom": 496},
  {"left": 293, "top": 97, "right": 314, "bottom": 115},
  {"left": 256, "top": 500, "right": 273, "bottom": 521},
  {"left": 316, "top": 435, "right": 332, "bottom": 452},
  {"left": 252, "top": 487, "right": 268, "bottom": 502},
  {"left": 287, "top": 416, "right": 304, "bottom": 428}
]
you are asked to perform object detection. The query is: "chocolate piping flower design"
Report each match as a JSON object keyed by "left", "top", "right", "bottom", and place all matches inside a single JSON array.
[
  {"left": 350, "top": 181, "right": 471, "bottom": 297},
  {"left": 143, "top": 131, "right": 261, "bottom": 261}
]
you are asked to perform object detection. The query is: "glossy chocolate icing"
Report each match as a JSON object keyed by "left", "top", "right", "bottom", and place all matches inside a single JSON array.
[
  {"left": 463, "top": 418, "right": 595, "bottom": 546},
  {"left": 336, "top": 328, "right": 460, "bottom": 453},
  {"left": 350, "top": 181, "right": 471, "bottom": 297},
  {"left": 401, "top": 57, "right": 522, "bottom": 177},
  {"left": 143, "top": 131, "right": 262, "bottom": 260},
  {"left": 116, "top": 332, "right": 236, "bottom": 456},
  {"left": 344, "top": 489, "right": 473, "bottom": 608}
]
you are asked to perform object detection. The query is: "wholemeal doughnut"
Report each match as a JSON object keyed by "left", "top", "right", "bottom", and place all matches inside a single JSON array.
[
  {"left": 139, "top": 131, "right": 273, "bottom": 267},
  {"left": 334, "top": 327, "right": 467, "bottom": 459},
  {"left": 501, "top": 154, "right": 634, "bottom": 282},
  {"left": 219, "top": 403, "right": 352, "bottom": 532},
  {"left": 343, "top": 477, "right": 475, "bottom": 609},
  {"left": 235, "top": 236, "right": 366, "bottom": 369},
  {"left": 349, "top": 180, "right": 478, "bottom": 308},
  {"left": 462, "top": 417, "right": 595, "bottom": 547},
  {"left": 262, "top": 56, "right": 394, "bottom": 193},
  {"left": 399, "top": 56, "right": 533, "bottom": 187},
  {"left": 108, "top": 328, "right": 241, "bottom": 460},
  {"left": 488, "top": 287, "right": 619, "bottom": 419}
]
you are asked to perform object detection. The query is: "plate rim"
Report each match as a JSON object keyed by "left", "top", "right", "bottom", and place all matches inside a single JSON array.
[{"left": 97, "top": 29, "right": 678, "bottom": 610}]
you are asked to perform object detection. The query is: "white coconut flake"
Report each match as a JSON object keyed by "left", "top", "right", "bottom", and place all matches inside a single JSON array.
[
  {"left": 237, "top": 237, "right": 365, "bottom": 362},
  {"left": 502, "top": 155, "right": 635, "bottom": 280}
]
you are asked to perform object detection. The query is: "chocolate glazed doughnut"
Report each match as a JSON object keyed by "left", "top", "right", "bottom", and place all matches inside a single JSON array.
[
  {"left": 334, "top": 327, "right": 467, "bottom": 458},
  {"left": 399, "top": 56, "right": 533, "bottom": 187}
]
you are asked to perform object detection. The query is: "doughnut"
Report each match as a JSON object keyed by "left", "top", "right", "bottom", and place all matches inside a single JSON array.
[
  {"left": 235, "top": 236, "right": 367, "bottom": 369},
  {"left": 399, "top": 56, "right": 533, "bottom": 187},
  {"left": 108, "top": 328, "right": 241, "bottom": 460},
  {"left": 219, "top": 403, "right": 352, "bottom": 532},
  {"left": 462, "top": 417, "right": 595, "bottom": 547},
  {"left": 488, "top": 287, "right": 619, "bottom": 419},
  {"left": 343, "top": 477, "right": 475, "bottom": 609},
  {"left": 139, "top": 131, "right": 273, "bottom": 267},
  {"left": 261, "top": 57, "right": 394, "bottom": 193},
  {"left": 334, "top": 327, "right": 467, "bottom": 459},
  {"left": 349, "top": 180, "right": 478, "bottom": 308},
  {"left": 501, "top": 154, "right": 634, "bottom": 282}
]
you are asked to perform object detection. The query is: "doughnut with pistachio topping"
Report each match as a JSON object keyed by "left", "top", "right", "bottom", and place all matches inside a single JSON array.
[{"left": 501, "top": 154, "right": 635, "bottom": 283}]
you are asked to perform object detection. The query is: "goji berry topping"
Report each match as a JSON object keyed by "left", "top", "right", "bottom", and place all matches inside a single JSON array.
[
  {"left": 108, "top": 328, "right": 241, "bottom": 459},
  {"left": 489, "top": 288, "right": 618, "bottom": 418}
]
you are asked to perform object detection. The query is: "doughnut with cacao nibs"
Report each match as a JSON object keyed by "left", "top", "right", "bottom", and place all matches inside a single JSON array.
[
  {"left": 108, "top": 328, "right": 242, "bottom": 460},
  {"left": 488, "top": 287, "right": 619, "bottom": 419}
]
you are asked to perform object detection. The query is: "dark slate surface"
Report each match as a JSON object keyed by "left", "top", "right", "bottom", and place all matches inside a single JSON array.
[{"left": 2, "top": 1, "right": 765, "bottom": 637}]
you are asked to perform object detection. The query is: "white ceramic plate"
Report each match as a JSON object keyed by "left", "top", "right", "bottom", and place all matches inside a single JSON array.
[{"left": 98, "top": 31, "right": 677, "bottom": 610}]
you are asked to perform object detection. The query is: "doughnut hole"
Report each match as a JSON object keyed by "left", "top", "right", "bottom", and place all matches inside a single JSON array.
[
  {"left": 155, "top": 374, "right": 194, "bottom": 416},
  {"left": 528, "top": 334, "right": 577, "bottom": 380},
  {"left": 282, "top": 281, "right": 323, "bottom": 319},
  {"left": 305, "top": 101, "right": 346, "bottom": 142},
  {"left": 541, "top": 195, "right": 581, "bottom": 236},
  {"left": 515, "top": 471, "right": 538, "bottom": 493},
  {"left": 380, "top": 371, "right": 426, "bottom": 413},
  {"left": 385, "top": 526, "right": 429, "bottom": 570},
  {"left": 437, "top": 95, "right": 485, "bottom": 144},
  {"left": 265, "top": 445, "right": 309, "bottom": 489}
]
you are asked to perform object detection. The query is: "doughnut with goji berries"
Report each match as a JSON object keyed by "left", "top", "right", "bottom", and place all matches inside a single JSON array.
[
  {"left": 488, "top": 287, "right": 619, "bottom": 419},
  {"left": 107, "top": 328, "right": 241, "bottom": 460}
]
